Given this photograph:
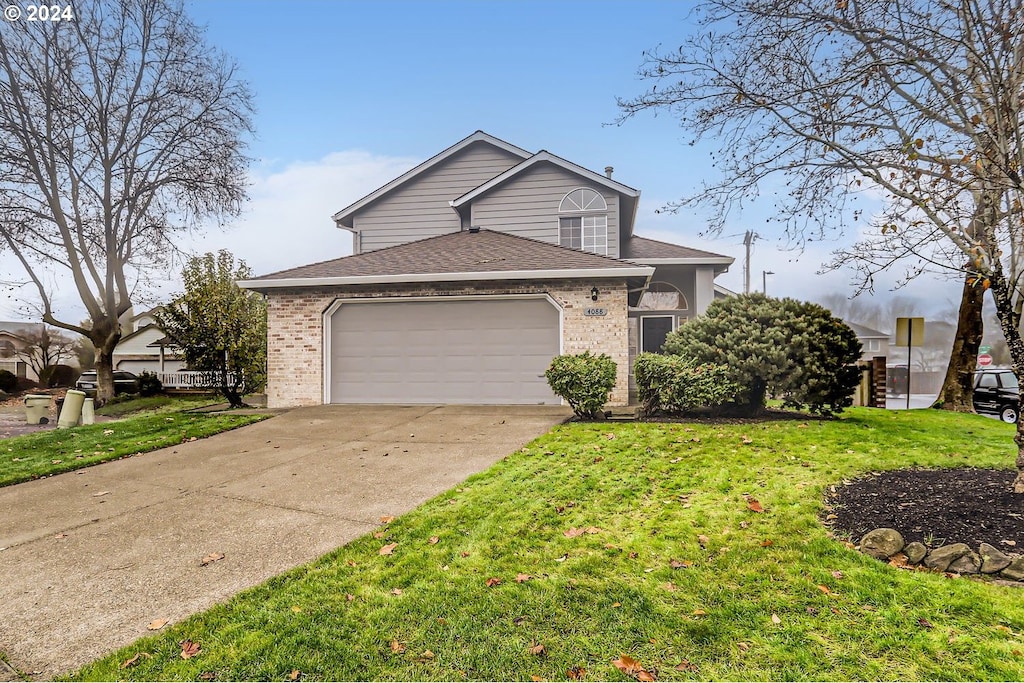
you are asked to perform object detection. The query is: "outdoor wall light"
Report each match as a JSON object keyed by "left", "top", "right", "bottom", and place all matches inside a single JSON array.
[{"left": 590, "top": 286, "right": 599, "bottom": 302}]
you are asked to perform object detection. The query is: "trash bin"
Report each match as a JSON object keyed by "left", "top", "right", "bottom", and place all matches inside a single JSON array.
[
  {"left": 81, "top": 397, "right": 95, "bottom": 425},
  {"left": 24, "top": 394, "right": 50, "bottom": 424},
  {"left": 57, "top": 390, "right": 86, "bottom": 429}
]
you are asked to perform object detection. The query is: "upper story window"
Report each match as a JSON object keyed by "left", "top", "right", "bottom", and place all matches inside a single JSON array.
[{"left": 559, "top": 188, "right": 608, "bottom": 255}]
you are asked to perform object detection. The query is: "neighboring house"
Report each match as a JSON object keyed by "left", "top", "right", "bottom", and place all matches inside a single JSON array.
[
  {"left": 111, "top": 308, "right": 186, "bottom": 374},
  {"left": 0, "top": 321, "right": 43, "bottom": 380},
  {"left": 845, "top": 321, "right": 890, "bottom": 361},
  {"left": 241, "top": 131, "right": 734, "bottom": 408}
]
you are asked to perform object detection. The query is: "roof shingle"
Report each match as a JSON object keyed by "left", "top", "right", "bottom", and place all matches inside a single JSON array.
[{"left": 622, "top": 236, "right": 733, "bottom": 261}]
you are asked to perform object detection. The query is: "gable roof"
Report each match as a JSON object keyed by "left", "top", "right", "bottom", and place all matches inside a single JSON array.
[
  {"left": 331, "top": 131, "right": 531, "bottom": 228},
  {"left": 622, "top": 236, "right": 734, "bottom": 264},
  {"left": 450, "top": 150, "right": 640, "bottom": 209},
  {"left": 844, "top": 321, "right": 889, "bottom": 339},
  {"left": 0, "top": 321, "right": 42, "bottom": 338},
  {"left": 240, "top": 229, "right": 654, "bottom": 290}
]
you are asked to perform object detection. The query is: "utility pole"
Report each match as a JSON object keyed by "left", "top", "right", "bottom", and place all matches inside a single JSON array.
[{"left": 743, "top": 230, "right": 754, "bottom": 294}]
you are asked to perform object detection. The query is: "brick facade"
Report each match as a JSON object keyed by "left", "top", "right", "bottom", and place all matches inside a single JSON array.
[{"left": 263, "top": 279, "right": 631, "bottom": 408}]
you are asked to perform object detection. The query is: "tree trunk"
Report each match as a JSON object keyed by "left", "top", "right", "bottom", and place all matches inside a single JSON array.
[
  {"left": 936, "top": 274, "right": 985, "bottom": 411},
  {"left": 986, "top": 273, "right": 1024, "bottom": 493},
  {"left": 89, "top": 316, "right": 121, "bottom": 405}
]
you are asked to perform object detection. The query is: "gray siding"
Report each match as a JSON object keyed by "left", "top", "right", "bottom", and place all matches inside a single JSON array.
[
  {"left": 469, "top": 163, "right": 621, "bottom": 258},
  {"left": 353, "top": 143, "right": 523, "bottom": 253}
]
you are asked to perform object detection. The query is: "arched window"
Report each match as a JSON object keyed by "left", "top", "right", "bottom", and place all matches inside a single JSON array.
[
  {"left": 637, "top": 282, "right": 688, "bottom": 311},
  {"left": 558, "top": 188, "right": 608, "bottom": 255},
  {"left": 0, "top": 340, "right": 15, "bottom": 358}
]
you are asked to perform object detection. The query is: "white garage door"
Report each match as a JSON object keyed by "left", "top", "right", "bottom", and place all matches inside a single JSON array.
[{"left": 328, "top": 298, "right": 560, "bottom": 404}]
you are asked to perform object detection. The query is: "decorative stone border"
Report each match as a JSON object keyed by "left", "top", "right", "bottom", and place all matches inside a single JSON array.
[{"left": 858, "top": 528, "right": 1024, "bottom": 581}]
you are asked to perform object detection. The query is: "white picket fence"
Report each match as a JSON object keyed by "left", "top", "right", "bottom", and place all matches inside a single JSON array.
[{"left": 155, "top": 370, "right": 242, "bottom": 390}]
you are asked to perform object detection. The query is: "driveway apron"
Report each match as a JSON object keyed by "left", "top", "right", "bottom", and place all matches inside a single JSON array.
[{"left": 0, "top": 404, "right": 568, "bottom": 678}]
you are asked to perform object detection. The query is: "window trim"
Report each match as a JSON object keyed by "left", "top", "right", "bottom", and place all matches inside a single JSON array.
[{"left": 639, "top": 315, "right": 675, "bottom": 354}]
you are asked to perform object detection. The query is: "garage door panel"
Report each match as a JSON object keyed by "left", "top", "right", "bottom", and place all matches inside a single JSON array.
[{"left": 329, "top": 299, "right": 560, "bottom": 405}]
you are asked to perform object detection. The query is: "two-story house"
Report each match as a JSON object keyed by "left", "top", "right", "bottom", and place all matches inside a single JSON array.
[{"left": 241, "top": 131, "right": 734, "bottom": 408}]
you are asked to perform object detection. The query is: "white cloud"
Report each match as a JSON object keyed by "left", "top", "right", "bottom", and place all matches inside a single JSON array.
[{"left": 0, "top": 150, "right": 418, "bottom": 323}]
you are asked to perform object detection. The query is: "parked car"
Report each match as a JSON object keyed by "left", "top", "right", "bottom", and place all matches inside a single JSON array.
[
  {"left": 75, "top": 370, "right": 140, "bottom": 395},
  {"left": 973, "top": 368, "right": 1019, "bottom": 423}
]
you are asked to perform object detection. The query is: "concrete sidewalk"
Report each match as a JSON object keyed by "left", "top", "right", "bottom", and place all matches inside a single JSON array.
[{"left": 0, "top": 404, "right": 568, "bottom": 678}]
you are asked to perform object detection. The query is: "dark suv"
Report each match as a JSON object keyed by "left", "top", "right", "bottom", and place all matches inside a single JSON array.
[
  {"left": 973, "top": 369, "right": 1019, "bottom": 423},
  {"left": 75, "top": 370, "right": 140, "bottom": 395}
]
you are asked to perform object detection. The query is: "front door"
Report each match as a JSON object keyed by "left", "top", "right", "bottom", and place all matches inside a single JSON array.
[{"left": 640, "top": 316, "right": 674, "bottom": 354}]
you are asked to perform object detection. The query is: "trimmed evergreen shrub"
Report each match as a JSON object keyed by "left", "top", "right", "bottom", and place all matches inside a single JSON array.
[
  {"left": 634, "top": 353, "right": 737, "bottom": 416},
  {"left": 0, "top": 369, "right": 17, "bottom": 393},
  {"left": 137, "top": 371, "right": 164, "bottom": 397},
  {"left": 545, "top": 351, "right": 617, "bottom": 419},
  {"left": 664, "top": 293, "right": 862, "bottom": 416},
  {"left": 41, "top": 364, "right": 79, "bottom": 388}
]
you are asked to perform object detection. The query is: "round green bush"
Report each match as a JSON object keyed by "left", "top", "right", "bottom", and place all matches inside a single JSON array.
[
  {"left": 545, "top": 351, "right": 617, "bottom": 419},
  {"left": 0, "top": 369, "right": 17, "bottom": 393},
  {"left": 137, "top": 371, "right": 164, "bottom": 397}
]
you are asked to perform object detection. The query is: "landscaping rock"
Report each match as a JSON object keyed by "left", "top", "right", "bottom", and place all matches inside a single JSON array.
[
  {"left": 859, "top": 528, "right": 905, "bottom": 559},
  {"left": 1000, "top": 556, "right": 1024, "bottom": 581},
  {"left": 979, "top": 542, "right": 1013, "bottom": 574},
  {"left": 948, "top": 550, "right": 982, "bottom": 574},
  {"left": 923, "top": 543, "right": 971, "bottom": 571},
  {"left": 903, "top": 541, "right": 927, "bottom": 565}
]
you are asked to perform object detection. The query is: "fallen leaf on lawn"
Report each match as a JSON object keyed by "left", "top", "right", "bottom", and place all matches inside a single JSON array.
[
  {"left": 513, "top": 616, "right": 526, "bottom": 626},
  {"left": 516, "top": 573, "right": 533, "bottom": 583},
  {"left": 918, "top": 618, "right": 934, "bottom": 629},
  {"left": 747, "top": 498, "right": 764, "bottom": 513},
  {"left": 346, "top": 594, "right": 356, "bottom": 601},
  {"left": 179, "top": 639, "right": 201, "bottom": 659},
  {"left": 373, "top": 531, "right": 386, "bottom": 539},
  {"left": 200, "top": 552, "right": 225, "bottom": 567},
  {"left": 771, "top": 613, "right": 782, "bottom": 625},
  {"left": 760, "top": 540, "right": 774, "bottom": 547},
  {"left": 379, "top": 543, "right": 398, "bottom": 556},
  {"left": 888, "top": 553, "right": 908, "bottom": 568},
  {"left": 288, "top": 670, "right": 301, "bottom": 681},
  {"left": 147, "top": 618, "right": 168, "bottom": 630},
  {"left": 391, "top": 639, "right": 406, "bottom": 654},
  {"left": 485, "top": 577, "right": 502, "bottom": 587},
  {"left": 996, "top": 625, "right": 1013, "bottom": 633},
  {"left": 612, "top": 654, "right": 656, "bottom": 681},
  {"left": 663, "top": 582, "right": 677, "bottom": 592},
  {"left": 567, "top": 665, "right": 586, "bottom": 680},
  {"left": 739, "top": 521, "right": 750, "bottom": 529},
  {"left": 460, "top": 551, "right": 470, "bottom": 558},
  {"left": 346, "top": 560, "right": 358, "bottom": 567},
  {"left": 816, "top": 584, "right": 834, "bottom": 595},
  {"left": 198, "top": 671, "right": 215, "bottom": 681},
  {"left": 564, "top": 527, "right": 585, "bottom": 538},
  {"left": 585, "top": 526, "right": 601, "bottom": 534},
  {"left": 697, "top": 534, "right": 709, "bottom": 547},
  {"left": 529, "top": 642, "right": 546, "bottom": 655},
  {"left": 628, "top": 551, "right": 638, "bottom": 559},
  {"left": 51, "top": 459, "right": 62, "bottom": 464},
  {"left": 555, "top": 553, "right": 568, "bottom": 562},
  {"left": 669, "top": 559, "right": 692, "bottom": 569},
  {"left": 831, "top": 570, "right": 844, "bottom": 579},
  {"left": 692, "top": 609, "right": 707, "bottom": 616},
  {"left": 612, "top": 602, "right": 622, "bottom": 608},
  {"left": 415, "top": 650, "right": 435, "bottom": 662},
  {"left": 103, "top": 429, "right": 115, "bottom": 435},
  {"left": 390, "top": 588, "right": 403, "bottom": 595},
  {"left": 604, "top": 432, "right": 616, "bottom": 440},
  {"left": 291, "top": 606, "right": 302, "bottom": 613},
  {"left": 428, "top": 536, "right": 439, "bottom": 545},
  {"left": 593, "top": 456, "right": 604, "bottom": 463},
  {"left": 675, "top": 660, "right": 698, "bottom": 672},
  {"left": 531, "top": 677, "right": 545, "bottom": 682},
  {"left": 737, "top": 642, "right": 750, "bottom": 652},
  {"left": 669, "top": 457, "right": 682, "bottom": 464},
  {"left": 121, "top": 652, "right": 150, "bottom": 668},
  {"left": 380, "top": 515, "right": 395, "bottom": 524},
  {"left": 92, "top": 491, "right": 110, "bottom": 497},
  {"left": 741, "top": 435, "right": 753, "bottom": 444}
]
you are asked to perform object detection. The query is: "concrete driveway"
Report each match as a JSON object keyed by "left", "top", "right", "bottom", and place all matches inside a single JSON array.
[{"left": 0, "top": 404, "right": 568, "bottom": 679}]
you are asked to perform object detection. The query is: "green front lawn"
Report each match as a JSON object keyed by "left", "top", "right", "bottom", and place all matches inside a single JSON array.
[
  {"left": 0, "top": 408, "right": 267, "bottom": 487},
  {"left": 71, "top": 408, "right": 1024, "bottom": 681}
]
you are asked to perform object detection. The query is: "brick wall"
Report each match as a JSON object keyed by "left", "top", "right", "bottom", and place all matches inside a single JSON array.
[{"left": 263, "top": 279, "right": 631, "bottom": 408}]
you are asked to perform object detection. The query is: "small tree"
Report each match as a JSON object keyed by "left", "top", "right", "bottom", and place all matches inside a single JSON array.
[
  {"left": 664, "top": 294, "right": 862, "bottom": 416},
  {"left": 156, "top": 251, "right": 266, "bottom": 408},
  {"left": 16, "top": 325, "right": 76, "bottom": 379},
  {"left": 545, "top": 352, "right": 617, "bottom": 419}
]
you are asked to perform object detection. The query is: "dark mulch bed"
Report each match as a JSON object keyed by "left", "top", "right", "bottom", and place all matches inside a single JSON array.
[{"left": 827, "top": 467, "right": 1024, "bottom": 550}]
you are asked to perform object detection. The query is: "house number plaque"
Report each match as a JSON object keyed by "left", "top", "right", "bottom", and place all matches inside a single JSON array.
[{"left": 584, "top": 307, "right": 608, "bottom": 317}]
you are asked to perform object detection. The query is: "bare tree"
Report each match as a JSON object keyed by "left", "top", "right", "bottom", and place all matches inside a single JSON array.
[
  {"left": 15, "top": 324, "right": 75, "bottom": 379},
  {"left": 619, "top": 0, "right": 1024, "bottom": 490},
  {"left": 0, "top": 0, "right": 253, "bottom": 402}
]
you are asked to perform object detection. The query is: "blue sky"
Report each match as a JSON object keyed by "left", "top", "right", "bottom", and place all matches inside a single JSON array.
[{"left": 1, "top": 0, "right": 963, "bottom": 324}]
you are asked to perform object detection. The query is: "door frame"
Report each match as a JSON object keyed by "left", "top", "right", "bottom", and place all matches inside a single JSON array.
[{"left": 639, "top": 314, "right": 675, "bottom": 355}]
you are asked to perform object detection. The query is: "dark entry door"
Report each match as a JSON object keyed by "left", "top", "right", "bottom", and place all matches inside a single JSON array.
[{"left": 641, "top": 316, "right": 674, "bottom": 354}]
